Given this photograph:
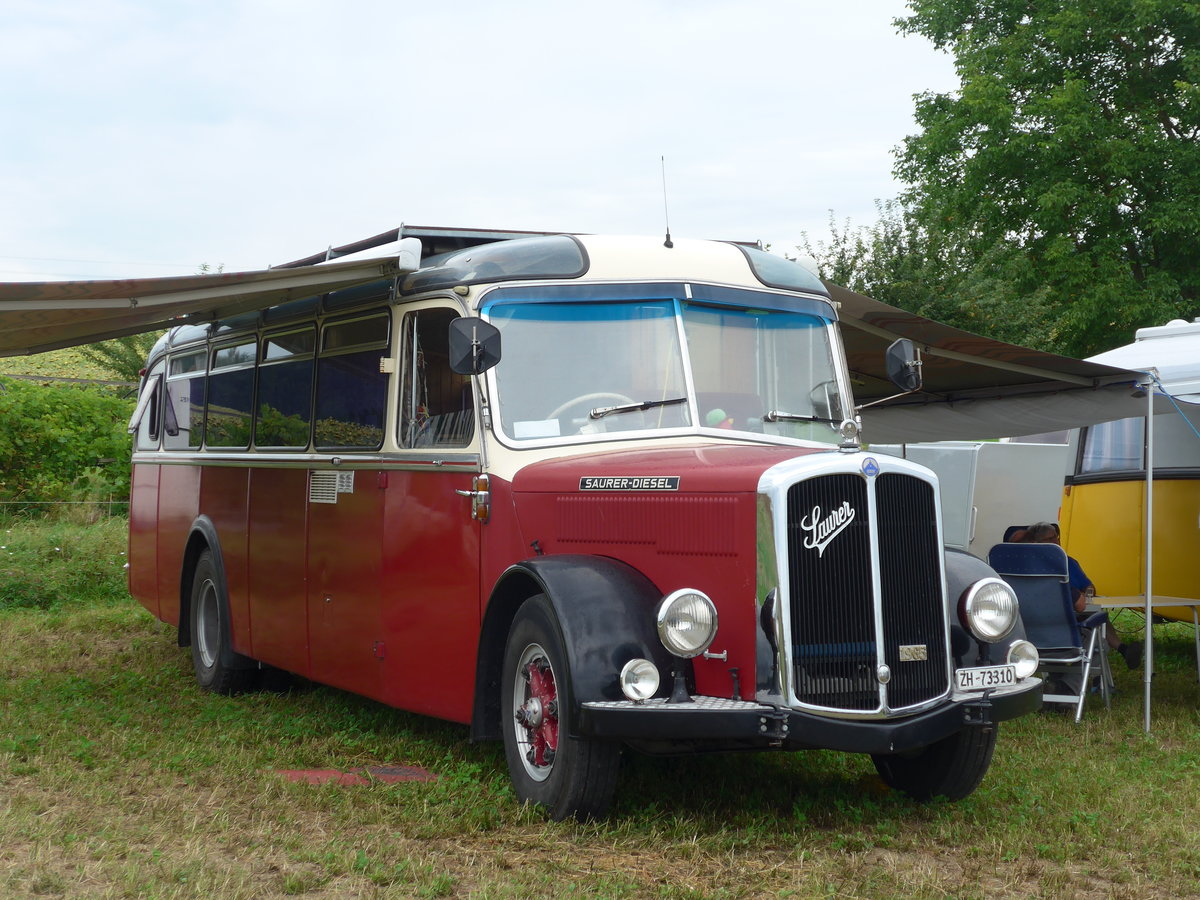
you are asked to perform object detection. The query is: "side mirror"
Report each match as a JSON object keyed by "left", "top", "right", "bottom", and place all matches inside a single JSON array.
[
  {"left": 448, "top": 317, "right": 502, "bottom": 375},
  {"left": 885, "top": 338, "right": 922, "bottom": 393}
]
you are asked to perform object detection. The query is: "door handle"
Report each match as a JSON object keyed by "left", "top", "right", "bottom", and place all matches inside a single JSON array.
[{"left": 456, "top": 475, "right": 490, "bottom": 522}]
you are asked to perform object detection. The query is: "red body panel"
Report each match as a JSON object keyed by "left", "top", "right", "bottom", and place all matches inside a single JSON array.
[
  {"left": 130, "top": 442, "right": 831, "bottom": 713},
  {"left": 511, "top": 443, "right": 818, "bottom": 495},
  {"left": 154, "top": 464, "right": 200, "bottom": 627},
  {"left": 133, "top": 459, "right": 484, "bottom": 721},
  {"left": 246, "top": 468, "right": 310, "bottom": 673},
  {"left": 307, "top": 469, "right": 385, "bottom": 696},
  {"left": 509, "top": 443, "right": 829, "bottom": 700},
  {"left": 377, "top": 467, "right": 481, "bottom": 722}
]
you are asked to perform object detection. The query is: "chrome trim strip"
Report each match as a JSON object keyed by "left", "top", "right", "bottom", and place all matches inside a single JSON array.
[
  {"left": 865, "top": 470, "right": 888, "bottom": 712},
  {"left": 755, "top": 493, "right": 786, "bottom": 699},
  {"left": 131, "top": 451, "right": 481, "bottom": 470}
]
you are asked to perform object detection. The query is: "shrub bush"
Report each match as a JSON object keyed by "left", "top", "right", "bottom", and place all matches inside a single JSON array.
[{"left": 0, "top": 378, "right": 134, "bottom": 508}]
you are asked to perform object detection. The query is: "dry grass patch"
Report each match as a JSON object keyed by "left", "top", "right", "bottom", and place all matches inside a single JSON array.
[{"left": 4, "top": 517, "right": 1200, "bottom": 898}]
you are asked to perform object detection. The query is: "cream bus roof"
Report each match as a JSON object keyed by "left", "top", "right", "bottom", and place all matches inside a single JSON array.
[{"left": 571, "top": 235, "right": 762, "bottom": 286}]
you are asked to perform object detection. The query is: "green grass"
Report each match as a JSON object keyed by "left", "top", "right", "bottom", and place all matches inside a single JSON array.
[{"left": 3, "top": 516, "right": 1200, "bottom": 898}]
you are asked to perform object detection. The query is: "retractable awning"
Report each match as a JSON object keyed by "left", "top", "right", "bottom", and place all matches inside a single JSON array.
[
  {"left": 829, "top": 283, "right": 1152, "bottom": 443},
  {"left": 0, "top": 247, "right": 420, "bottom": 357}
]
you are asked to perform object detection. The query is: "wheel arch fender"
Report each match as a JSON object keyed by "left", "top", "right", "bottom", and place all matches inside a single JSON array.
[{"left": 472, "top": 554, "right": 675, "bottom": 742}]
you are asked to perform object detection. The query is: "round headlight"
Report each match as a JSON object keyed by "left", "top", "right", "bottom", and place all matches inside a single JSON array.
[
  {"left": 619, "top": 658, "right": 660, "bottom": 701},
  {"left": 959, "top": 577, "right": 1018, "bottom": 642},
  {"left": 1007, "top": 639, "right": 1039, "bottom": 679},
  {"left": 656, "top": 589, "right": 718, "bottom": 658}
]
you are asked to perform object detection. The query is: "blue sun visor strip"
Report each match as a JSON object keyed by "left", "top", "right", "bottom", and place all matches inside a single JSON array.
[{"left": 480, "top": 282, "right": 837, "bottom": 320}]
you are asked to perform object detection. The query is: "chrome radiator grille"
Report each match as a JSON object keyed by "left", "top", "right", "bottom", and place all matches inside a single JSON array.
[{"left": 784, "top": 471, "right": 948, "bottom": 713}]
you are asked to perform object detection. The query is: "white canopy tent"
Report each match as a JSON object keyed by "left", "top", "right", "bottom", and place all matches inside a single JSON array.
[{"left": 1086, "top": 320, "right": 1200, "bottom": 732}]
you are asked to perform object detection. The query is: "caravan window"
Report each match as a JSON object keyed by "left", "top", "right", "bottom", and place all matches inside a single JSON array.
[{"left": 1079, "top": 417, "right": 1144, "bottom": 473}]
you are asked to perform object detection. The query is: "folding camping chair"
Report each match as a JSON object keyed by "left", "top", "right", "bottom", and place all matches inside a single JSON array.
[{"left": 988, "top": 543, "right": 1112, "bottom": 723}]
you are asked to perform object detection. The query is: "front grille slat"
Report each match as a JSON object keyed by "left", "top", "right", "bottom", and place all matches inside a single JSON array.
[
  {"left": 785, "top": 471, "right": 948, "bottom": 713},
  {"left": 787, "top": 475, "right": 877, "bottom": 710},
  {"left": 877, "top": 474, "right": 948, "bottom": 709}
]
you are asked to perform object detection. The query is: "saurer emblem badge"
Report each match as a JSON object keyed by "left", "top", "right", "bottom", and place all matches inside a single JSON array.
[{"left": 800, "top": 501, "right": 856, "bottom": 558}]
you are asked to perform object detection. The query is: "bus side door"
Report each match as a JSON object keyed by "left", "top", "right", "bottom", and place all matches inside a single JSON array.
[{"left": 377, "top": 306, "right": 483, "bottom": 722}]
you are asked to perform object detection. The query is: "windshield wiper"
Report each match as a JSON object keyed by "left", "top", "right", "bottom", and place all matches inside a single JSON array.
[
  {"left": 590, "top": 396, "right": 688, "bottom": 419},
  {"left": 763, "top": 410, "right": 840, "bottom": 425}
]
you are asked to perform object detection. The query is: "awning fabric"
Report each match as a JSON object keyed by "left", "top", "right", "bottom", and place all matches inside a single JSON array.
[
  {"left": 0, "top": 239, "right": 1152, "bottom": 444},
  {"left": 828, "top": 283, "right": 1151, "bottom": 443},
  {"left": 0, "top": 253, "right": 416, "bottom": 357}
]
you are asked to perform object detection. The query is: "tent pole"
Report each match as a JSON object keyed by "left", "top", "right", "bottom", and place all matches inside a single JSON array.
[{"left": 1143, "top": 378, "right": 1154, "bottom": 733}]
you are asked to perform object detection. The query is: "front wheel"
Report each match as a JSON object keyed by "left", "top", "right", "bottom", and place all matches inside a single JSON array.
[
  {"left": 871, "top": 725, "right": 997, "bottom": 801},
  {"left": 501, "top": 595, "right": 620, "bottom": 821}
]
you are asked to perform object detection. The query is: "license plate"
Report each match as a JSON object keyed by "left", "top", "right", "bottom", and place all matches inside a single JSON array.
[{"left": 955, "top": 664, "right": 1015, "bottom": 691}]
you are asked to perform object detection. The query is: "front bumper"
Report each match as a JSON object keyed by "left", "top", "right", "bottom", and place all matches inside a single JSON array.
[{"left": 578, "top": 680, "right": 1042, "bottom": 755}]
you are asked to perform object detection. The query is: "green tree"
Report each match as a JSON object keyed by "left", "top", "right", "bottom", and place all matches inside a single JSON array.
[
  {"left": 77, "top": 332, "right": 162, "bottom": 383},
  {"left": 800, "top": 201, "right": 1056, "bottom": 348},
  {"left": 893, "top": 0, "right": 1200, "bottom": 357}
]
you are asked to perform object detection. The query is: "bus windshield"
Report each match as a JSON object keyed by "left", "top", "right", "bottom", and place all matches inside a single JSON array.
[{"left": 487, "top": 296, "right": 845, "bottom": 444}]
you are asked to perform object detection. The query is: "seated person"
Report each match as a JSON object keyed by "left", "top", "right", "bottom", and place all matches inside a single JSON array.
[{"left": 1018, "top": 522, "right": 1143, "bottom": 669}]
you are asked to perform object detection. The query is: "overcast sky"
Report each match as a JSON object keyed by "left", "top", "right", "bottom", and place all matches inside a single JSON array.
[{"left": 0, "top": 1, "right": 958, "bottom": 282}]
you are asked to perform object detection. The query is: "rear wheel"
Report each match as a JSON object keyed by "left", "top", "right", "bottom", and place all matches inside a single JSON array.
[
  {"left": 871, "top": 725, "right": 997, "bottom": 801},
  {"left": 189, "top": 550, "right": 258, "bottom": 695},
  {"left": 501, "top": 595, "right": 620, "bottom": 821}
]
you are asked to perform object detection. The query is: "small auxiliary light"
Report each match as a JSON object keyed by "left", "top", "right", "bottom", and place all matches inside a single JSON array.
[
  {"left": 619, "top": 659, "right": 660, "bottom": 702},
  {"left": 1007, "top": 640, "right": 1039, "bottom": 679}
]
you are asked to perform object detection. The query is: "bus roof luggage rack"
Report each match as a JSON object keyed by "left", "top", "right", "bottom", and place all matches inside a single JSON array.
[{"left": 276, "top": 225, "right": 564, "bottom": 270}]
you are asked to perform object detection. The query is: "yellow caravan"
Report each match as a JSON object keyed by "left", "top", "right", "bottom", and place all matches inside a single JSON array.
[{"left": 1059, "top": 319, "right": 1200, "bottom": 622}]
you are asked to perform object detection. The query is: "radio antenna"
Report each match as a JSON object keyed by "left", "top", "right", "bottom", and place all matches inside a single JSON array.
[{"left": 660, "top": 155, "right": 674, "bottom": 248}]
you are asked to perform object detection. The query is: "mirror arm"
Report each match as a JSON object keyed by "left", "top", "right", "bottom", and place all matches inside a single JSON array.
[
  {"left": 854, "top": 382, "right": 923, "bottom": 413},
  {"left": 855, "top": 345, "right": 924, "bottom": 412}
]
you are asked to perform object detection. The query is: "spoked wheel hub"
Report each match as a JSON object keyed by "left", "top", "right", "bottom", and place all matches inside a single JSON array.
[{"left": 512, "top": 645, "right": 559, "bottom": 781}]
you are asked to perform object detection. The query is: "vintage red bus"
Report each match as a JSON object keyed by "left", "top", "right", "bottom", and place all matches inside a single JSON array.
[{"left": 126, "top": 227, "right": 1041, "bottom": 819}]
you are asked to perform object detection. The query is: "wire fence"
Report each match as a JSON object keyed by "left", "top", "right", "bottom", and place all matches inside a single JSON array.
[{"left": 0, "top": 500, "right": 131, "bottom": 521}]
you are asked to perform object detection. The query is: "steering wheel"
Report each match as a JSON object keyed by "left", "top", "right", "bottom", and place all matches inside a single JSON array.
[
  {"left": 545, "top": 392, "right": 636, "bottom": 421},
  {"left": 808, "top": 380, "right": 841, "bottom": 422}
]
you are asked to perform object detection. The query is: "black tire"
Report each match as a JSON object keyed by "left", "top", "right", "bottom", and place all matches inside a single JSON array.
[
  {"left": 189, "top": 549, "right": 258, "bottom": 695},
  {"left": 871, "top": 725, "right": 998, "bottom": 801},
  {"left": 501, "top": 594, "right": 621, "bottom": 821}
]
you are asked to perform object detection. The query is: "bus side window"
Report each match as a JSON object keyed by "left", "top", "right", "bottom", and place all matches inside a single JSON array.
[
  {"left": 257, "top": 328, "right": 315, "bottom": 449},
  {"left": 132, "top": 362, "right": 165, "bottom": 450},
  {"left": 165, "top": 349, "right": 207, "bottom": 450},
  {"left": 206, "top": 339, "right": 256, "bottom": 449},
  {"left": 314, "top": 312, "right": 391, "bottom": 450},
  {"left": 399, "top": 309, "right": 475, "bottom": 449}
]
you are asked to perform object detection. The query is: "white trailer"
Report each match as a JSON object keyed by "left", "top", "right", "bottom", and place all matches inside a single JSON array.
[{"left": 873, "top": 441, "right": 1071, "bottom": 555}]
